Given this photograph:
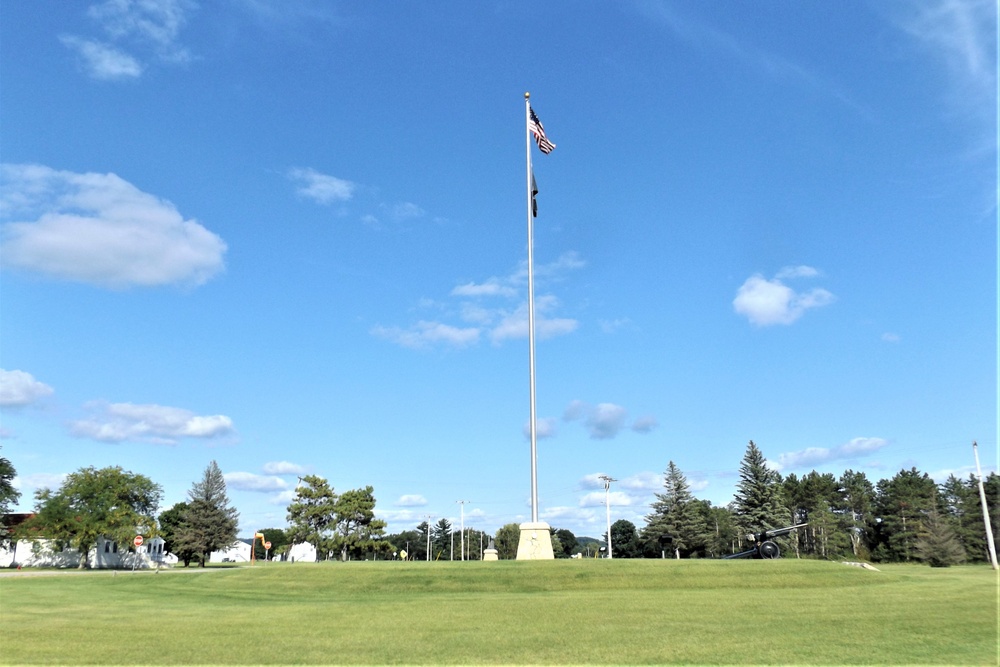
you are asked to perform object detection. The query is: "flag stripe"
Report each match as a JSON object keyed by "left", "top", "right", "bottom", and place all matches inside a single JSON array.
[{"left": 528, "top": 107, "right": 556, "bottom": 154}]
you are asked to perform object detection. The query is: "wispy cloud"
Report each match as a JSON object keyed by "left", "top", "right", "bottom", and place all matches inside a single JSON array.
[
  {"left": 59, "top": 36, "right": 143, "bottom": 80},
  {"left": 0, "top": 163, "right": 227, "bottom": 288},
  {"left": 61, "top": 0, "right": 195, "bottom": 80},
  {"left": 638, "top": 4, "right": 863, "bottom": 111},
  {"left": 771, "top": 437, "right": 890, "bottom": 471},
  {"left": 733, "top": 266, "right": 834, "bottom": 326},
  {"left": 373, "top": 253, "right": 584, "bottom": 350},
  {"left": 287, "top": 168, "right": 356, "bottom": 205}
]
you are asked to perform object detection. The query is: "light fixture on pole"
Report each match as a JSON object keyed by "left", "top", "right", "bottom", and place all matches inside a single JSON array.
[
  {"left": 457, "top": 500, "right": 469, "bottom": 562},
  {"left": 599, "top": 475, "right": 617, "bottom": 559}
]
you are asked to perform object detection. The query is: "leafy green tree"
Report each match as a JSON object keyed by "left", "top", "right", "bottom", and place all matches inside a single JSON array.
[
  {"left": 914, "top": 509, "right": 967, "bottom": 567},
  {"left": 643, "top": 461, "right": 710, "bottom": 557},
  {"left": 431, "top": 518, "right": 452, "bottom": 559},
  {"left": 607, "top": 519, "right": 640, "bottom": 558},
  {"left": 385, "top": 527, "right": 426, "bottom": 560},
  {"left": 331, "top": 486, "right": 388, "bottom": 561},
  {"left": 837, "top": 469, "right": 876, "bottom": 559},
  {"left": 554, "top": 528, "right": 578, "bottom": 557},
  {"left": 872, "top": 468, "right": 937, "bottom": 563},
  {"left": 494, "top": 522, "right": 520, "bottom": 559},
  {"left": 253, "top": 528, "right": 288, "bottom": 561},
  {"left": 286, "top": 475, "right": 338, "bottom": 560},
  {"left": 0, "top": 452, "right": 21, "bottom": 548},
  {"left": 157, "top": 502, "right": 199, "bottom": 566},
  {"left": 698, "top": 501, "right": 738, "bottom": 558},
  {"left": 23, "top": 466, "right": 161, "bottom": 568},
  {"left": 174, "top": 461, "right": 239, "bottom": 567},
  {"left": 732, "top": 441, "right": 787, "bottom": 541}
]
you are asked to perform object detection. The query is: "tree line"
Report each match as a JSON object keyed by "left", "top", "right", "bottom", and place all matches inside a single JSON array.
[
  {"left": 3, "top": 441, "right": 996, "bottom": 567},
  {"left": 609, "top": 441, "right": 999, "bottom": 566}
]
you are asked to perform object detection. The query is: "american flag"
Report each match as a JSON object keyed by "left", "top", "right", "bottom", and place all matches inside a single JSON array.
[{"left": 528, "top": 107, "right": 556, "bottom": 154}]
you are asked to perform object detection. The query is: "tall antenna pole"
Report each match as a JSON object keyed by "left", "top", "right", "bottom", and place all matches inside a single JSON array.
[
  {"left": 525, "top": 92, "right": 539, "bottom": 524},
  {"left": 424, "top": 515, "right": 433, "bottom": 562},
  {"left": 972, "top": 442, "right": 998, "bottom": 570},
  {"left": 599, "top": 475, "right": 617, "bottom": 559}
]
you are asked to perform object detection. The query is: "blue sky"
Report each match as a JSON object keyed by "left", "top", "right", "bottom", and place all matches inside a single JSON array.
[{"left": 1, "top": 0, "right": 996, "bottom": 540}]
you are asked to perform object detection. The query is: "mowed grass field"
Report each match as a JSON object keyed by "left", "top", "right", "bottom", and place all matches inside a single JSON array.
[{"left": 1, "top": 559, "right": 996, "bottom": 665}]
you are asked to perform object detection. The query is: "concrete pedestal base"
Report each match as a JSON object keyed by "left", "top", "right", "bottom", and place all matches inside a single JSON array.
[
  {"left": 483, "top": 548, "right": 499, "bottom": 561},
  {"left": 515, "top": 521, "right": 554, "bottom": 560}
]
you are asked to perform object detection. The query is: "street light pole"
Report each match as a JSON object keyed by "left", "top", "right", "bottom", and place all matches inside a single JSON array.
[
  {"left": 599, "top": 475, "right": 617, "bottom": 559},
  {"left": 457, "top": 500, "right": 469, "bottom": 561}
]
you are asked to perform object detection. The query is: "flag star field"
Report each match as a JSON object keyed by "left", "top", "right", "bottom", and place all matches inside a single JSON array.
[{"left": 0, "top": 1, "right": 996, "bottom": 539}]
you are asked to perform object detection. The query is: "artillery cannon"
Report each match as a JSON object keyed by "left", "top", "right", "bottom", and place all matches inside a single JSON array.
[{"left": 723, "top": 523, "right": 807, "bottom": 560}]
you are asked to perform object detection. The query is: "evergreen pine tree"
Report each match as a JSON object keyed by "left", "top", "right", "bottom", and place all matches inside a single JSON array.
[
  {"left": 643, "top": 461, "right": 709, "bottom": 557},
  {"left": 175, "top": 461, "right": 239, "bottom": 566},
  {"left": 915, "top": 508, "right": 967, "bottom": 567},
  {"left": 732, "top": 441, "right": 787, "bottom": 538}
]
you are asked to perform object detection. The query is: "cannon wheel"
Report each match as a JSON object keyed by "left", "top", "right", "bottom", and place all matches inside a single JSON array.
[{"left": 758, "top": 540, "right": 780, "bottom": 559}]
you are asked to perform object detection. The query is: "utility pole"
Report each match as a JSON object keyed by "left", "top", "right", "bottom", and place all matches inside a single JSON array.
[
  {"left": 457, "top": 501, "right": 469, "bottom": 561},
  {"left": 423, "top": 515, "right": 433, "bottom": 562},
  {"left": 599, "top": 475, "right": 617, "bottom": 559},
  {"left": 972, "top": 442, "right": 998, "bottom": 570}
]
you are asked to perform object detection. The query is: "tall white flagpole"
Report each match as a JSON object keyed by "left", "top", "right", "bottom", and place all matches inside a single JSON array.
[{"left": 524, "top": 92, "right": 539, "bottom": 524}]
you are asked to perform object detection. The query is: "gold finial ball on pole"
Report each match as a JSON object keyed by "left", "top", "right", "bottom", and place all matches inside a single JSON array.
[{"left": 524, "top": 92, "right": 530, "bottom": 99}]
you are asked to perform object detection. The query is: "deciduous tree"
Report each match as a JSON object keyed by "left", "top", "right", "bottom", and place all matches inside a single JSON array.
[
  {"left": 331, "top": 486, "right": 388, "bottom": 561},
  {"left": 286, "top": 475, "right": 337, "bottom": 560},
  {"left": 0, "top": 452, "right": 20, "bottom": 548},
  {"left": 23, "top": 466, "right": 161, "bottom": 568}
]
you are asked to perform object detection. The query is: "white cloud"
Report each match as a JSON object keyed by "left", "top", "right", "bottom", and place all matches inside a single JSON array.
[
  {"left": 563, "top": 401, "right": 656, "bottom": 440},
  {"left": 733, "top": 266, "right": 834, "bottom": 326},
  {"left": 19, "top": 472, "right": 67, "bottom": 494},
  {"left": 579, "top": 490, "right": 632, "bottom": 507},
  {"left": 394, "top": 495, "right": 427, "bottom": 507},
  {"left": 773, "top": 437, "right": 890, "bottom": 471},
  {"left": 619, "top": 471, "right": 661, "bottom": 492},
  {"left": 225, "top": 472, "right": 287, "bottom": 492},
  {"left": 375, "top": 252, "right": 583, "bottom": 350},
  {"left": 287, "top": 167, "right": 356, "bottom": 205},
  {"left": 0, "top": 369, "right": 54, "bottom": 407},
  {"left": 451, "top": 279, "right": 517, "bottom": 298},
  {"left": 60, "top": 0, "right": 195, "bottom": 80},
  {"left": 370, "top": 321, "right": 480, "bottom": 349},
  {"left": 0, "top": 164, "right": 226, "bottom": 288},
  {"left": 59, "top": 36, "right": 144, "bottom": 80},
  {"left": 631, "top": 416, "right": 658, "bottom": 434},
  {"left": 261, "top": 461, "right": 308, "bottom": 475},
  {"left": 70, "top": 401, "right": 235, "bottom": 445},
  {"left": 897, "top": 0, "right": 996, "bottom": 114},
  {"left": 882, "top": 332, "right": 901, "bottom": 343},
  {"left": 523, "top": 417, "right": 557, "bottom": 440},
  {"left": 89, "top": 0, "right": 192, "bottom": 59}
]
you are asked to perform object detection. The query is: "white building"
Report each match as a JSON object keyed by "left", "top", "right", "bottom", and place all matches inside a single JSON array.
[
  {"left": 209, "top": 539, "right": 252, "bottom": 563},
  {"left": 0, "top": 535, "right": 172, "bottom": 569}
]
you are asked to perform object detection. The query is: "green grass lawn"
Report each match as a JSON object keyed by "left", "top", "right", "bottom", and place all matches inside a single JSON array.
[{"left": 2, "top": 560, "right": 996, "bottom": 665}]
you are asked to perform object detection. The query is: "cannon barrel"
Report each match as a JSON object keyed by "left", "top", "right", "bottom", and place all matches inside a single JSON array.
[{"left": 760, "top": 522, "right": 808, "bottom": 540}]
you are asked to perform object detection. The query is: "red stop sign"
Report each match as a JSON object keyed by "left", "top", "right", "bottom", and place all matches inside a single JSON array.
[
  {"left": 133, "top": 535, "right": 144, "bottom": 547},
  {"left": 264, "top": 541, "right": 272, "bottom": 550}
]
